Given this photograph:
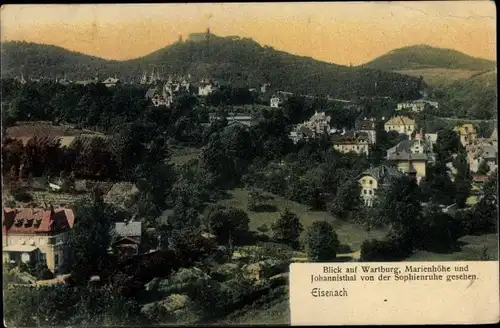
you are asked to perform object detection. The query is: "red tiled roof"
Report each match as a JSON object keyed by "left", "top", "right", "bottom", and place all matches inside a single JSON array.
[
  {"left": 2, "top": 207, "right": 75, "bottom": 235},
  {"left": 472, "top": 174, "right": 489, "bottom": 183}
]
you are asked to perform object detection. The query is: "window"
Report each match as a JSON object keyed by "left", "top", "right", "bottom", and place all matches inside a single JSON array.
[
  {"left": 369, "top": 180, "right": 373, "bottom": 185},
  {"left": 39, "top": 252, "right": 47, "bottom": 264},
  {"left": 55, "top": 254, "right": 59, "bottom": 267},
  {"left": 363, "top": 190, "right": 367, "bottom": 195},
  {"left": 369, "top": 190, "right": 373, "bottom": 195}
]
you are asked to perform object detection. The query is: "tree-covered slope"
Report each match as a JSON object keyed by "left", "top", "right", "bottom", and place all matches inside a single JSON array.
[
  {"left": 1, "top": 41, "right": 119, "bottom": 78},
  {"left": 429, "top": 70, "right": 497, "bottom": 119},
  {"left": 1, "top": 34, "right": 424, "bottom": 100},
  {"left": 362, "top": 44, "right": 496, "bottom": 71}
]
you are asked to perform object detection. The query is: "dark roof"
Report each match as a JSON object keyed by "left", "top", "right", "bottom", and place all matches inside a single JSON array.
[
  {"left": 360, "top": 165, "right": 403, "bottom": 184},
  {"left": 297, "top": 126, "right": 314, "bottom": 136},
  {"left": 331, "top": 131, "right": 369, "bottom": 144},
  {"left": 145, "top": 87, "right": 157, "bottom": 99},
  {"left": 113, "top": 236, "right": 141, "bottom": 245},
  {"left": 358, "top": 120, "right": 377, "bottom": 130},
  {"left": 387, "top": 140, "right": 431, "bottom": 161}
]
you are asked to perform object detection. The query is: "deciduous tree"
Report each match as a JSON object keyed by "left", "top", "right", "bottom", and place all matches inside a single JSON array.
[{"left": 304, "top": 221, "right": 340, "bottom": 262}]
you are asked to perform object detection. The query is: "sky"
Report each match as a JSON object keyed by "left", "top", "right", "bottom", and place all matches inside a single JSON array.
[{"left": 0, "top": 2, "right": 496, "bottom": 66}]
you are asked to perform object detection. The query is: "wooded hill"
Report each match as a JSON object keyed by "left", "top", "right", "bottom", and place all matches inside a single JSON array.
[
  {"left": 361, "top": 44, "right": 495, "bottom": 71},
  {"left": 1, "top": 35, "right": 424, "bottom": 101}
]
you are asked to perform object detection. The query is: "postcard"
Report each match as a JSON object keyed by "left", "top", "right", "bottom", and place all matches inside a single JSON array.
[{"left": 1, "top": 2, "right": 498, "bottom": 326}]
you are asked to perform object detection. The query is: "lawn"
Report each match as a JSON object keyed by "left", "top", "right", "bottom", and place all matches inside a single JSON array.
[
  {"left": 395, "top": 68, "right": 479, "bottom": 87},
  {"left": 407, "top": 234, "right": 499, "bottom": 261},
  {"left": 170, "top": 146, "right": 202, "bottom": 165},
  {"left": 6, "top": 121, "right": 106, "bottom": 147},
  {"left": 216, "top": 188, "right": 387, "bottom": 251}
]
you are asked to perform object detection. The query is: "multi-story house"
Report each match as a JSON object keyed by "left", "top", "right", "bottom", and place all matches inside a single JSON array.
[
  {"left": 396, "top": 99, "right": 439, "bottom": 112},
  {"left": 270, "top": 94, "right": 283, "bottom": 108},
  {"left": 384, "top": 115, "right": 416, "bottom": 136},
  {"left": 454, "top": 124, "right": 478, "bottom": 147},
  {"left": 355, "top": 116, "right": 386, "bottom": 145},
  {"left": 358, "top": 165, "right": 403, "bottom": 207},
  {"left": 289, "top": 126, "right": 314, "bottom": 144},
  {"left": 305, "top": 111, "right": 332, "bottom": 134},
  {"left": 466, "top": 139, "right": 498, "bottom": 173},
  {"left": 102, "top": 77, "right": 121, "bottom": 88},
  {"left": 198, "top": 79, "right": 215, "bottom": 96},
  {"left": 397, "top": 101, "right": 425, "bottom": 112},
  {"left": 386, "top": 133, "right": 435, "bottom": 184},
  {"left": 332, "top": 131, "right": 370, "bottom": 155},
  {"left": 145, "top": 84, "right": 173, "bottom": 108},
  {"left": 2, "top": 205, "right": 75, "bottom": 274},
  {"left": 260, "top": 83, "right": 271, "bottom": 94},
  {"left": 112, "top": 221, "right": 142, "bottom": 256}
]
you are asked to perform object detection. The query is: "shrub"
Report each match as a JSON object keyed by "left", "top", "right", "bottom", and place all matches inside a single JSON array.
[
  {"left": 360, "top": 238, "right": 410, "bottom": 261},
  {"left": 337, "top": 244, "right": 353, "bottom": 254},
  {"left": 34, "top": 263, "right": 55, "bottom": 280},
  {"left": 11, "top": 188, "right": 33, "bottom": 202}
]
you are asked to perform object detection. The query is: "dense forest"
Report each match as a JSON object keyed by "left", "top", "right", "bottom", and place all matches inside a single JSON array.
[
  {"left": 1, "top": 36, "right": 424, "bottom": 100},
  {"left": 427, "top": 70, "right": 498, "bottom": 120},
  {"left": 362, "top": 44, "right": 496, "bottom": 71}
]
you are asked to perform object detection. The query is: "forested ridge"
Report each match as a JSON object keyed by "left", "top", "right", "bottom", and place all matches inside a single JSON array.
[{"left": 1, "top": 35, "right": 424, "bottom": 100}]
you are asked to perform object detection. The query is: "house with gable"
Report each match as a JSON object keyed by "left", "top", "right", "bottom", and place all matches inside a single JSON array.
[
  {"left": 386, "top": 132, "right": 435, "bottom": 184},
  {"left": 358, "top": 165, "right": 403, "bottom": 207},
  {"left": 355, "top": 116, "right": 387, "bottom": 145},
  {"left": 198, "top": 78, "right": 216, "bottom": 96},
  {"left": 466, "top": 139, "right": 498, "bottom": 173},
  {"left": 112, "top": 221, "right": 143, "bottom": 256},
  {"left": 331, "top": 130, "right": 370, "bottom": 155},
  {"left": 384, "top": 115, "right": 416, "bottom": 136},
  {"left": 270, "top": 94, "right": 284, "bottom": 108},
  {"left": 102, "top": 77, "right": 121, "bottom": 88},
  {"left": 454, "top": 124, "right": 478, "bottom": 147},
  {"left": 2, "top": 205, "right": 75, "bottom": 273}
]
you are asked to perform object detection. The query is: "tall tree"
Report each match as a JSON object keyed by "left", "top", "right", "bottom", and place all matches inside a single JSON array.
[
  {"left": 453, "top": 151, "right": 472, "bottom": 208},
  {"left": 374, "top": 175, "right": 423, "bottom": 252},
  {"left": 68, "top": 191, "right": 113, "bottom": 283},
  {"left": 420, "top": 160, "right": 456, "bottom": 205},
  {"left": 205, "top": 206, "right": 250, "bottom": 245},
  {"left": 435, "top": 127, "right": 463, "bottom": 162},
  {"left": 272, "top": 208, "right": 303, "bottom": 249},
  {"left": 327, "top": 174, "right": 362, "bottom": 220},
  {"left": 304, "top": 221, "right": 340, "bottom": 262},
  {"left": 470, "top": 170, "right": 498, "bottom": 234}
]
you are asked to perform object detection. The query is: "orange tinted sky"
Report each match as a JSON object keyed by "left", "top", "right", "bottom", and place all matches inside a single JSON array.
[{"left": 0, "top": 2, "right": 496, "bottom": 65}]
